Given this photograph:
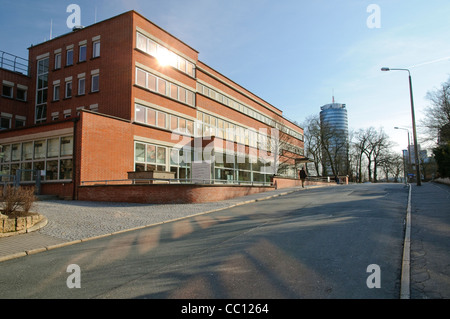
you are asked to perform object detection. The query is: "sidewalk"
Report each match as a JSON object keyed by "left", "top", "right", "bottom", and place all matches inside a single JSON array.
[
  {"left": 409, "top": 182, "right": 450, "bottom": 299},
  {"left": 0, "top": 185, "right": 321, "bottom": 262}
]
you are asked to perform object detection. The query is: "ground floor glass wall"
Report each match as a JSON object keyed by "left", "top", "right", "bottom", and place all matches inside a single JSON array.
[
  {"left": 0, "top": 136, "right": 73, "bottom": 182},
  {"left": 213, "top": 151, "right": 273, "bottom": 185}
]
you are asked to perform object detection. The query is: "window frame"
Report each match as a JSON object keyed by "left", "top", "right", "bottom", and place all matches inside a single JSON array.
[
  {"left": 66, "top": 49, "right": 74, "bottom": 66},
  {"left": 16, "top": 87, "right": 27, "bottom": 101},
  {"left": 54, "top": 53, "right": 61, "bottom": 69},
  {"left": 0, "top": 117, "right": 11, "bottom": 130},
  {"left": 91, "top": 74, "right": 99, "bottom": 92},
  {"left": 79, "top": 45, "right": 87, "bottom": 62},
  {"left": 53, "top": 84, "right": 60, "bottom": 101},
  {"left": 2, "top": 85, "right": 13, "bottom": 98},
  {"left": 78, "top": 77, "right": 85, "bottom": 95},
  {"left": 65, "top": 81, "right": 72, "bottom": 98},
  {"left": 93, "top": 41, "right": 100, "bottom": 58}
]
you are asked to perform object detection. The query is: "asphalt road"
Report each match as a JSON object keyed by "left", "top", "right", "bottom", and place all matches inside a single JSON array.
[{"left": 0, "top": 183, "right": 408, "bottom": 300}]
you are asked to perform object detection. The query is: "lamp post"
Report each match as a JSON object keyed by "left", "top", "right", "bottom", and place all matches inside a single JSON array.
[
  {"left": 402, "top": 149, "right": 407, "bottom": 185},
  {"left": 394, "top": 126, "right": 412, "bottom": 183},
  {"left": 382, "top": 67, "right": 421, "bottom": 186}
]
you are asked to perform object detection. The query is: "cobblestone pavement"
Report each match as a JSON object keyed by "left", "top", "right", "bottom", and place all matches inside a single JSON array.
[
  {"left": 35, "top": 199, "right": 252, "bottom": 241},
  {"left": 0, "top": 185, "right": 314, "bottom": 260}
]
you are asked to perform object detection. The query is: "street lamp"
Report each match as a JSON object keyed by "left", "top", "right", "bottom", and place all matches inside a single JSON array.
[
  {"left": 394, "top": 126, "right": 412, "bottom": 182},
  {"left": 382, "top": 67, "right": 421, "bottom": 186}
]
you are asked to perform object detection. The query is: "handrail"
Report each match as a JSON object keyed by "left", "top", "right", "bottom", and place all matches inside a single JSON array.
[
  {"left": 80, "top": 177, "right": 274, "bottom": 187},
  {"left": 0, "top": 50, "right": 29, "bottom": 75},
  {"left": 79, "top": 176, "right": 345, "bottom": 186}
]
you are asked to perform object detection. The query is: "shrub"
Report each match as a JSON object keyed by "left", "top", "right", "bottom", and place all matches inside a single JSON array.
[{"left": 0, "top": 186, "right": 36, "bottom": 215}]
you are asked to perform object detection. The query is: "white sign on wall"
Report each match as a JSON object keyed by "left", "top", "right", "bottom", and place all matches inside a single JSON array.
[{"left": 191, "top": 161, "right": 212, "bottom": 184}]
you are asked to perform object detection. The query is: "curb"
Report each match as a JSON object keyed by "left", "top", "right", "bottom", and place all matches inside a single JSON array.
[
  {"left": 400, "top": 184, "right": 412, "bottom": 299},
  {"left": 0, "top": 186, "right": 314, "bottom": 263}
]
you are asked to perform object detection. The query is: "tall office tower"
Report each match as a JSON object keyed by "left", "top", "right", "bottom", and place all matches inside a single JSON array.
[{"left": 320, "top": 99, "right": 349, "bottom": 176}]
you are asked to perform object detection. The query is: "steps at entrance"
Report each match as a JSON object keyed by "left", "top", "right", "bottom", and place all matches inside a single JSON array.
[{"left": 36, "top": 195, "right": 60, "bottom": 201}]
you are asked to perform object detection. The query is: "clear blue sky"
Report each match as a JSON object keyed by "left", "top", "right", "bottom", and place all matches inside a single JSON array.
[{"left": 1, "top": 0, "right": 450, "bottom": 154}]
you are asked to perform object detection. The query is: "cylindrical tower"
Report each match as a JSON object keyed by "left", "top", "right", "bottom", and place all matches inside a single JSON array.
[{"left": 320, "top": 102, "right": 349, "bottom": 176}]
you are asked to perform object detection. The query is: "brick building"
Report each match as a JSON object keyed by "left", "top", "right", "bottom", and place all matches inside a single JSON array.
[{"left": 0, "top": 10, "right": 305, "bottom": 202}]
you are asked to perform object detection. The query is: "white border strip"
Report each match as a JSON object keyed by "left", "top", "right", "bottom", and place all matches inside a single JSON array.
[{"left": 400, "top": 184, "right": 411, "bottom": 299}]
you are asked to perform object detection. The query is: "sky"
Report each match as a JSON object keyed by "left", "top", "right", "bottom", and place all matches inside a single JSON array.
[{"left": 1, "top": 0, "right": 450, "bottom": 155}]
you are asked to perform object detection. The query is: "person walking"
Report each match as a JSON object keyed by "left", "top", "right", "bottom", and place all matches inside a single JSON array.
[{"left": 299, "top": 167, "right": 307, "bottom": 188}]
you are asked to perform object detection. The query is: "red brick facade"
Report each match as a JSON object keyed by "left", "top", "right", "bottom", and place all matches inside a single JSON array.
[
  {"left": 0, "top": 68, "right": 31, "bottom": 129},
  {"left": 1, "top": 10, "right": 305, "bottom": 203}
]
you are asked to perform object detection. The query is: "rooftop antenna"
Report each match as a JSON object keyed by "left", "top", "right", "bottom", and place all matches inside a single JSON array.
[
  {"left": 50, "top": 19, "right": 53, "bottom": 40},
  {"left": 332, "top": 89, "right": 335, "bottom": 103},
  {"left": 94, "top": 6, "right": 97, "bottom": 23}
]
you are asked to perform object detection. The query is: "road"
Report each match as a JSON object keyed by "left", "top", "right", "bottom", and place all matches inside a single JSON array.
[{"left": 0, "top": 183, "right": 408, "bottom": 300}]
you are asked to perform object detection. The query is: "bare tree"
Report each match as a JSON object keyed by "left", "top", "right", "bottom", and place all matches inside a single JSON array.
[
  {"left": 371, "top": 128, "right": 392, "bottom": 182},
  {"left": 380, "top": 152, "right": 403, "bottom": 182},
  {"left": 421, "top": 77, "right": 450, "bottom": 144},
  {"left": 302, "top": 115, "right": 323, "bottom": 176},
  {"left": 353, "top": 128, "right": 375, "bottom": 183},
  {"left": 320, "top": 120, "right": 348, "bottom": 177},
  {"left": 270, "top": 116, "right": 305, "bottom": 178},
  {"left": 353, "top": 127, "right": 392, "bottom": 183}
]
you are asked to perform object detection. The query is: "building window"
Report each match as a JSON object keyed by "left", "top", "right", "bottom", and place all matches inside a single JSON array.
[
  {"left": 60, "top": 136, "right": 73, "bottom": 156},
  {"left": 66, "top": 49, "right": 73, "bottom": 66},
  {"left": 65, "top": 81, "right": 72, "bottom": 98},
  {"left": 46, "top": 160, "right": 58, "bottom": 181},
  {"left": 134, "top": 142, "right": 169, "bottom": 172},
  {"left": 135, "top": 67, "right": 195, "bottom": 107},
  {"left": 91, "top": 74, "right": 99, "bottom": 92},
  {"left": 134, "top": 103, "right": 194, "bottom": 135},
  {"left": 213, "top": 152, "right": 272, "bottom": 185},
  {"left": 0, "top": 117, "right": 11, "bottom": 130},
  {"left": 54, "top": 53, "right": 61, "bottom": 69},
  {"left": 170, "top": 148, "right": 191, "bottom": 181},
  {"left": 2, "top": 85, "right": 13, "bottom": 98},
  {"left": 22, "top": 142, "right": 33, "bottom": 161},
  {"left": 79, "top": 45, "right": 86, "bottom": 62},
  {"left": 36, "top": 57, "right": 49, "bottom": 124},
  {"left": 16, "top": 88, "right": 27, "bottom": 101},
  {"left": 15, "top": 118, "right": 25, "bottom": 128},
  {"left": 157, "top": 78, "right": 166, "bottom": 95},
  {"left": 34, "top": 140, "right": 46, "bottom": 159},
  {"left": 53, "top": 85, "right": 60, "bottom": 101},
  {"left": 136, "top": 32, "right": 195, "bottom": 77},
  {"left": 78, "top": 78, "right": 85, "bottom": 95},
  {"left": 93, "top": 41, "right": 100, "bottom": 58},
  {"left": 136, "top": 68, "right": 146, "bottom": 87},
  {"left": 0, "top": 136, "right": 73, "bottom": 182},
  {"left": 36, "top": 105, "right": 47, "bottom": 123},
  {"left": 60, "top": 159, "right": 73, "bottom": 180}
]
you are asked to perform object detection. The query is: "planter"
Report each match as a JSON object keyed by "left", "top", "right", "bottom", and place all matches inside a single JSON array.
[{"left": 0, "top": 212, "right": 46, "bottom": 236}]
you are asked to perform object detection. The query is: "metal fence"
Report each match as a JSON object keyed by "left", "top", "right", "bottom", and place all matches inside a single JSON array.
[
  {"left": 81, "top": 178, "right": 274, "bottom": 187},
  {"left": 0, "top": 50, "right": 29, "bottom": 75}
]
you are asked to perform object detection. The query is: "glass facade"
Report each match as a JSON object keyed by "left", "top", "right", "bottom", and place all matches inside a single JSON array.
[
  {"left": 0, "top": 136, "right": 73, "bottom": 182},
  {"left": 320, "top": 103, "right": 349, "bottom": 175},
  {"left": 214, "top": 151, "right": 273, "bottom": 184},
  {"left": 35, "top": 57, "right": 49, "bottom": 124},
  {"left": 134, "top": 141, "right": 192, "bottom": 181}
]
